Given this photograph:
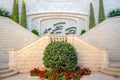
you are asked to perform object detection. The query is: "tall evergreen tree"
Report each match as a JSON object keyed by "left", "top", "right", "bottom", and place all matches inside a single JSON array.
[
  {"left": 98, "top": 0, "right": 105, "bottom": 23},
  {"left": 20, "top": 0, "right": 27, "bottom": 28},
  {"left": 11, "top": 0, "right": 19, "bottom": 23},
  {"left": 89, "top": 3, "right": 96, "bottom": 29}
]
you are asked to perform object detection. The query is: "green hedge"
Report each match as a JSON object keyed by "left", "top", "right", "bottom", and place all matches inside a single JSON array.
[
  {"left": 0, "top": 8, "right": 10, "bottom": 18},
  {"left": 43, "top": 41, "right": 77, "bottom": 72},
  {"left": 108, "top": 9, "right": 120, "bottom": 17}
]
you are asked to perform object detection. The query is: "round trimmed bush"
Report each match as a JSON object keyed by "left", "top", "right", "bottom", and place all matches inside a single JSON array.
[
  {"left": 31, "top": 29, "right": 39, "bottom": 36},
  {"left": 80, "top": 30, "right": 86, "bottom": 35},
  {"left": 43, "top": 41, "right": 77, "bottom": 71}
]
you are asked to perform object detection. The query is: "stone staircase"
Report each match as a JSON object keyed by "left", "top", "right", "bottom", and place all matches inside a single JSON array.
[
  {"left": 100, "top": 61, "right": 120, "bottom": 78},
  {"left": 0, "top": 65, "right": 19, "bottom": 79}
]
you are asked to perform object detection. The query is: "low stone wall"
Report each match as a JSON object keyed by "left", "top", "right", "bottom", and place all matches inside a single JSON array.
[
  {"left": 72, "top": 36, "right": 108, "bottom": 71},
  {"left": 0, "top": 17, "right": 38, "bottom": 62},
  {"left": 9, "top": 35, "right": 108, "bottom": 72},
  {"left": 9, "top": 35, "right": 50, "bottom": 72}
]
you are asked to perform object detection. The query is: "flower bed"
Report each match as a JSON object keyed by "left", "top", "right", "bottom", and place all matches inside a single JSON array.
[
  {"left": 30, "top": 65, "right": 91, "bottom": 80},
  {"left": 30, "top": 42, "right": 91, "bottom": 80}
]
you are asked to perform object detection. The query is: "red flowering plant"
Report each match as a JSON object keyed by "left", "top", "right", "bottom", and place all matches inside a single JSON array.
[
  {"left": 30, "top": 42, "right": 91, "bottom": 80},
  {"left": 30, "top": 65, "right": 91, "bottom": 80},
  {"left": 30, "top": 68, "right": 39, "bottom": 76}
]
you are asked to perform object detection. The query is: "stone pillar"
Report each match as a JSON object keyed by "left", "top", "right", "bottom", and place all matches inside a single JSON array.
[
  {"left": 100, "top": 49, "right": 109, "bottom": 70},
  {"left": 9, "top": 49, "right": 18, "bottom": 70},
  {"left": 67, "top": 34, "right": 74, "bottom": 44}
]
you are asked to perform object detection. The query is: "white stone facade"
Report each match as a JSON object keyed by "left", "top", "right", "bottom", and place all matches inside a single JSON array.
[{"left": 0, "top": 0, "right": 120, "bottom": 35}]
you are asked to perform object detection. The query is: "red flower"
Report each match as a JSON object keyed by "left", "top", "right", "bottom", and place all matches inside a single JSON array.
[
  {"left": 82, "top": 69, "right": 85, "bottom": 74},
  {"left": 34, "top": 68, "right": 37, "bottom": 70},
  {"left": 64, "top": 72, "right": 69, "bottom": 78},
  {"left": 78, "top": 69, "right": 81, "bottom": 73},
  {"left": 56, "top": 71, "right": 60, "bottom": 75},
  {"left": 70, "top": 71, "right": 74, "bottom": 75}
]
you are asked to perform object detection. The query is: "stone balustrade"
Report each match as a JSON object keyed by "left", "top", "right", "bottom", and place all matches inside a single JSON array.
[{"left": 9, "top": 35, "right": 108, "bottom": 72}]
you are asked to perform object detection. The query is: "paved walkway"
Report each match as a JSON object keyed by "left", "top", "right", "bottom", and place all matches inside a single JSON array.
[{"left": 2, "top": 72, "right": 120, "bottom": 80}]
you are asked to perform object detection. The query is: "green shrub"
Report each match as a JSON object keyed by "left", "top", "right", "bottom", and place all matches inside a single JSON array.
[
  {"left": 89, "top": 3, "right": 96, "bottom": 29},
  {"left": 20, "top": 0, "right": 27, "bottom": 28},
  {"left": 11, "top": 0, "right": 19, "bottom": 23},
  {"left": 98, "top": 0, "right": 105, "bottom": 23},
  {"left": 80, "top": 30, "right": 86, "bottom": 35},
  {"left": 43, "top": 41, "right": 77, "bottom": 72},
  {"left": 0, "top": 8, "right": 10, "bottom": 18},
  {"left": 31, "top": 29, "right": 39, "bottom": 36},
  {"left": 108, "top": 9, "right": 120, "bottom": 17}
]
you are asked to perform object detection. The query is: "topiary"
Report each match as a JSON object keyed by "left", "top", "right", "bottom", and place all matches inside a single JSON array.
[
  {"left": 20, "top": 0, "right": 27, "bottom": 28},
  {"left": 43, "top": 41, "right": 77, "bottom": 72},
  {"left": 80, "top": 30, "right": 86, "bottom": 35},
  {"left": 11, "top": 0, "right": 19, "bottom": 23},
  {"left": 98, "top": 0, "right": 105, "bottom": 23},
  {"left": 31, "top": 29, "right": 39, "bottom": 36},
  {"left": 89, "top": 3, "right": 96, "bottom": 29}
]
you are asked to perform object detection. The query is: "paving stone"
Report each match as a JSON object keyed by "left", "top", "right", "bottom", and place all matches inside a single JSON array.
[{"left": 2, "top": 72, "right": 119, "bottom": 80}]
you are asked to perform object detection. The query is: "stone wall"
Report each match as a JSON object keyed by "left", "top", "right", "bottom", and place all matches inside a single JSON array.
[
  {"left": 0, "top": 17, "right": 38, "bottom": 62},
  {"left": 9, "top": 35, "right": 108, "bottom": 72},
  {"left": 72, "top": 36, "right": 108, "bottom": 71},
  {"left": 9, "top": 35, "right": 49, "bottom": 72},
  {"left": 81, "top": 16, "right": 120, "bottom": 61},
  {"left": 28, "top": 13, "right": 89, "bottom": 36}
]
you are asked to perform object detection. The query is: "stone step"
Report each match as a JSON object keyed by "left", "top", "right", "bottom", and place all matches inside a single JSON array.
[
  {"left": 0, "top": 70, "right": 19, "bottom": 79},
  {"left": 109, "top": 65, "right": 120, "bottom": 69},
  {"left": 0, "top": 66, "right": 8, "bottom": 70},
  {"left": 109, "top": 60, "right": 120, "bottom": 69},
  {"left": 100, "top": 70, "right": 120, "bottom": 78},
  {"left": 104, "top": 67, "right": 120, "bottom": 72},
  {"left": 0, "top": 69, "right": 13, "bottom": 74}
]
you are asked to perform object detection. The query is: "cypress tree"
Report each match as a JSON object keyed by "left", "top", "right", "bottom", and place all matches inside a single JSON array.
[
  {"left": 98, "top": 0, "right": 105, "bottom": 23},
  {"left": 89, "top": 3, "right": 96, "bottom": 29},
  {"left": 11, "top": 0, "right": 19, "bottom": 23},
  {"left": 20, "top": 0, "right": 27, "bottom": 28}
]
